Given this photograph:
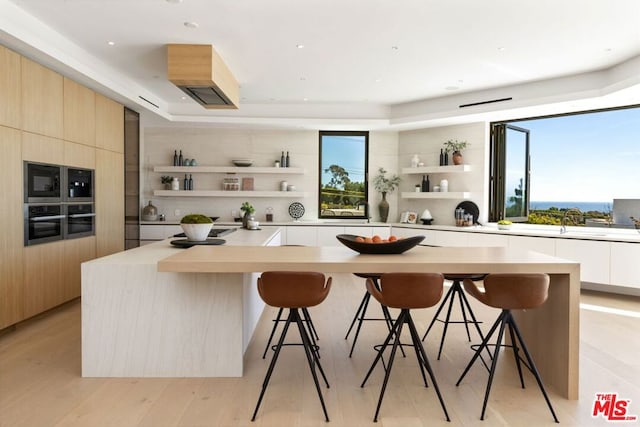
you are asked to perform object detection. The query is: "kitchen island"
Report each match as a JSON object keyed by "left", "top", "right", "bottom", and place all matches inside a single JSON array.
[{"left": 83, "top": 227, "right": 580, "bottom": 400}]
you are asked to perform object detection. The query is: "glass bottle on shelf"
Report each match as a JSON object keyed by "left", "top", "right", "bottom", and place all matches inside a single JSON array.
[
  {"left": 285, "top": 151, "right": 290, "bottom": 167},
  {"left": 280, "top": 151, "right": 285, "bottom": 167},
  {"left": 188, "top": 174, "right": 193, "bottom": 190},
  {"left": 178, "top": 150, "right": 183, "bottom": 166},
  {"left": 173, "top": 150, "right": 178, "bottom": 166},
  {"left": 183, "top": 174, "right": 188, "bottom": 190}
]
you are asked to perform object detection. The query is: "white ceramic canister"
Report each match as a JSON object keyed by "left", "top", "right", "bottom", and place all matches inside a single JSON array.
[
  {"left": 280, "top": 180, "right": 288, "bottom": 191},
  {"left": 171, "top": 177, "right": 180, "bottom": 190},
  {"left": 439, "top": 179, "right": 448, "bottom": 192}
]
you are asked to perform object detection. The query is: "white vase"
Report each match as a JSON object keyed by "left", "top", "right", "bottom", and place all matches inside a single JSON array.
[{"left": 180, "top": 223, "right": 212, "bottom": 241}]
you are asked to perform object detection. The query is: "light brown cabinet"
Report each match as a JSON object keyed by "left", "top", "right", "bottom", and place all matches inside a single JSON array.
[
  {"left": 23, "top": 241, "right": 65, "bottom": 319},
  {"left": 0, "top": 126, "right": 24, "bottom": 329},
  {"left": 96, "top": 93, "right": 124, "bottom": 153},
  {"left": 0, "top": 45, "right": 21, "bottom": 129},
  {"left": 64, "top": 77, "right": 95, "bottom": 146},
  {"left": 64, "top": 140, "right": 95, "bottom": 169},
  {"left": 22, "top": 131, "right": 64, "bottom": 164},
  {"left": 21, "top": 56, "right": 63, "bottom": 139},
  {"left": 96, "top": 148, "right": 125, "bottom": 257}
]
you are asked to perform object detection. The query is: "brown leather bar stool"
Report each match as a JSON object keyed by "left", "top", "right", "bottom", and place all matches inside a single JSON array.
[
  {"left": 262, "top": 246, "right": 320, "bottom": 359},
  {"left": 360, "top": 273, "right": 450, "bottom": 423},
  {"left": 421, "top": 273, "right": 487, "bottom": 360},
  {"left": 251, "top": 271, "right": 332, "bottom": 422},
  {"left": 344, "top": 273, "right": 398, "bottom": 357},
  {"left": 456, "top": 273, "right": 559, "bottom": 423}
]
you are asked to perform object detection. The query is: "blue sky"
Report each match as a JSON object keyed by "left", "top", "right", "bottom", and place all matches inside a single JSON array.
[
  {"left": 321, "top": 135, "right": 366, "bottom": 187},
  {"left": 511, "top": 107, "right": 640, "bottom": 202}
]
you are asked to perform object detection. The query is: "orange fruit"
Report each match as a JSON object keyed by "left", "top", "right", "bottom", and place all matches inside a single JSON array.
[
  {"left": 388, "top": 235, "right": 398, "bottom": 242},
  {"left": 364, "top": 237, "right": 373, "bottom": 243},
  {"left": 372, "top": 235, "right": 382, "bottom": 243},
  {"left": 355, "top": 236, "right": 365, "bottom": 242}
]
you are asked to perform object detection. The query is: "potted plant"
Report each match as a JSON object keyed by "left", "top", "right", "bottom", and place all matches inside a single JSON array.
[
  {"left": 161, "top": 176, "right": 173, "bottom": 190},
  {"left": 372, "top": 167, "right": 401, "bottom": 223},
  {"left": 180, "top": 214, "right": 213, "bottom": 241},
  {"left": 240, "top": 202, "right": 255, "bottom": 229},
  {"left": 443, "top": 139, "right": 469, "bottom": 165}
]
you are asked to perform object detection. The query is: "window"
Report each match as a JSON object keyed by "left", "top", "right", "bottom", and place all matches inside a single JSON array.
[
  {"left": 319, "top": 131, "right": 368, "bottom": 219},
  {"left": 490, "top": 105, "right": 640, "bottom": 227}
]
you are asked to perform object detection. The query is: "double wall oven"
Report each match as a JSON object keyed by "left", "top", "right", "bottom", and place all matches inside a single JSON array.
[{"left": 24, "top": 161, "right": 96, "bottom": 246}]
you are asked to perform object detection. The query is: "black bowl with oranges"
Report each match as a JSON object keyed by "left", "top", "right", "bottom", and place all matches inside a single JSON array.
[{"left": 336, "top": 234, "right": 425, "bottom": 254}]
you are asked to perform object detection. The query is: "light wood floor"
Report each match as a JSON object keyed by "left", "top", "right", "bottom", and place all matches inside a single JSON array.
[{"left": 1, "top": 274, "right": 639, "bottom": 427}]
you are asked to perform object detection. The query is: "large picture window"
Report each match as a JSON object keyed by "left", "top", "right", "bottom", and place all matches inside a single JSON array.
[
  {"left": 490, "top": 105, "right": 640, "bottom": 228},
  {"left": 319, "top": 131, "right": 368, "bottom": 219}
]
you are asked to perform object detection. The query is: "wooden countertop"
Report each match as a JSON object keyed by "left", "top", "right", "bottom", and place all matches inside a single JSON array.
[{"left": 158, "top": 245, "right": 579, "bottom": 274}]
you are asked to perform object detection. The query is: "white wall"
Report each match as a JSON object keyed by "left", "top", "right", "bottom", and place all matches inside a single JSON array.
[
  {"left": 142, "top": 127, "right": 399, "bottom": 223},
  {"left": 397, "top": 122, "right": 489, "bottom": 226}
]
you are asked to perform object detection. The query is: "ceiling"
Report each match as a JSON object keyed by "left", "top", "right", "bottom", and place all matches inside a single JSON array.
[{"left": 2, "top": 0, "right": 640, "bottom": 130}]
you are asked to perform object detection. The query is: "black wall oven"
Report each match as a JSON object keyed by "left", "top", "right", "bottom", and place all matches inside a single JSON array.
[
  {"left": 65, "top": 204, "right": 96, "bottom": 239},
  {"left": 23, "top": 162, "right": 96, "bottom": 246},
  {"left": 24, "top": 161, "right": 62, "bottom": 203},
  {"left": 24, "top": 204, "right": 65, "bottom": 245}
]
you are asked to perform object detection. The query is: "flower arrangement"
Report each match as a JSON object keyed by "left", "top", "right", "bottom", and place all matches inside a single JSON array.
[
  {"left": 372, "top": 167, "right": 401, "bottom": 194},
  {"left": 442, "top": 139, "right": 469, "bottom": 154},
  {"left": 161, "top": 176, "right": 173, "bottom": 184}
]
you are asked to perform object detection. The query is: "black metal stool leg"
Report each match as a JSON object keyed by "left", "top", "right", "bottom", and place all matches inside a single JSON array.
[
  {"left": 510, "top": 314, "right": 560, "bottom": 423},
  {"left": 456, "top": 282, "right": 473, "bottom": 341},
  {"left": 361, "top": 311, "right": 405, "bottom": 387},
  {"left": 261, "top": 307, "right": 284, "bottom": 359},
  {"left": 507, "top": 319, "right": 526, "bottom": 388},
  {"left": 479, "top": 315, "right": 508, "bottom": 420},
  {"left": 345, "top": 291, "right": 369, "bottom": 339},
  {"left": 421, "top": 284, "right": 456, "bottom": 341},
  {"left": 456, "top": 311, "right": 506, "bottom": 386},
  {"left": 436, "top": 289, "right": 457, "bottom": 360},
  {"left": 372, "top": 312, "right": 405, "bottom": 422},
  {"left": 293, "top": 309, "right": 330, "bottom": 422},
  {"left": 406, "top": 313, "right": 450, "bottom": 422},
  {"left": 302, "top": 307, "right": 320, "bottom": 341},
  {"left": 252, "top": 309, "right": 294, "bottom": 421},
  {"left": 348, "top": 292, "right": 372, "bottom": 357}
]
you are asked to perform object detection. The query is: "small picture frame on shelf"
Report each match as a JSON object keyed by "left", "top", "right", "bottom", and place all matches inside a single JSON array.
[
  {"left": 241, "top": 177, "right": 254, "bottom": 191},
  {"left": 399, "top": 211, "right": 409, "bottom": 223},
  {"left": 407, "top": 211, "right": 418, "bottom": 224}
]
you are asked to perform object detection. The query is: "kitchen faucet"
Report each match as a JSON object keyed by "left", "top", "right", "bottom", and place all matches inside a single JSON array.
[
  {"left": 357, "top": 200, "right": 370, "bottom": 223},
  {"left": 560, "top": 208, "right": 583, "bottom": 234}
]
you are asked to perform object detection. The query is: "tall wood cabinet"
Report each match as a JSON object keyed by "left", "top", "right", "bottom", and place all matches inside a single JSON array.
[
  {"left": 0, "top": 45, "right": 21, "bottom": 129},
  {"left": 0, "top": 44, "right": 126, "bottom": 330},
  {"left": 0, "top": 126, "right": 24, "bottom": 329}
]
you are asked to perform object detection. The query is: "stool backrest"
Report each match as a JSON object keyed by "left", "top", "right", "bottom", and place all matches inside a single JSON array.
[
  {"left": 367, "top": 273, "right": 444, "bottom": 309},
  {"left": 258, "top": 271, "right": 332, "bottom": 308},
  {"left": 464, "top": 273, "right": 550, "bottom": 310}
]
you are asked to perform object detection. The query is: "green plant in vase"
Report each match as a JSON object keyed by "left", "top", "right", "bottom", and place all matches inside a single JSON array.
[
  {"left": 443, "top": 139, "right": 469, "bottom": 165},
  {"left": 240, "top": 202, "right": 255, "bottom": 228},
  {"left": 372, "top": 167, "right": 400, "bottom": 223}
]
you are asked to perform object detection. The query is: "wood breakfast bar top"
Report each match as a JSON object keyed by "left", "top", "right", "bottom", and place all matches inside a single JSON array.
[{"left": 158, "top": 244, "right": 580, "bottom": 400}]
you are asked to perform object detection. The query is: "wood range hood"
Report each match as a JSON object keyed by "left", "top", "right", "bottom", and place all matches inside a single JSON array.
[{"left": 167, "top": 44, "right": 239, "bottom": 109}]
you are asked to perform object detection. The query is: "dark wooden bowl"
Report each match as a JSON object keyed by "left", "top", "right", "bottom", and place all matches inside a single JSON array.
[{"left": 336, "top": 234, "right": 425, "bottom": 254}]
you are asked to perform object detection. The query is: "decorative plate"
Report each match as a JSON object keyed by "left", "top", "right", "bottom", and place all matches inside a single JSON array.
[
  {"left": 336, "top": 234, "right": 425, "bottom": 254},
  {"left": 288, "top": 202, "right": 305, "bottom": 220}
]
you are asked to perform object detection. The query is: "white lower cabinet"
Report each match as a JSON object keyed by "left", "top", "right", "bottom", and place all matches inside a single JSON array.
[
  {"left": 610, "top": 242, "right": 640, "bottom": 289},
  {"left": 284, "top": 226, "right": 316, "bottom": 246},
  {"left": 432, "top": 230, "right": 469, "bottom": 247},
  {"left": 317, "top": 226, "right": 345, "bottom": 246},
  {"left": 508, "top": 235, "right": 555, "bottom": 256},
  {"left": 555, "top": 238, "right": 610, "bottom": 284},
  {"left": 467, "top": 232, "right": 508, "bottom": 247}
]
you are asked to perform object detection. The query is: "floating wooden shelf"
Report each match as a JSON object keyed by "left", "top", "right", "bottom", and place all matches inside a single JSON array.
[
  {"left": 401, "top": 164, "right": 471, "bottom": 175},
  {"left": 153, "top": 166, "right": 305, "bottom": 174},
  {"left": 401, "top": 192, "right": 472, "bottom": 200},
  {"left": 153, "top": 190, "right": 308, "bottom": 198}
]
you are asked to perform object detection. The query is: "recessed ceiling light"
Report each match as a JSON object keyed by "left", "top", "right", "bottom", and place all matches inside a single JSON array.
[
  {"left": 107, "top": 41, "right": 115, "bottom": 46},
  {"left": 303, "top": 98, "right": 308, "bottom": 102},
  {"left": 181, "top": 96, "right": 187, "bottom": 100},
  {"left": 296, "top": 44, "right": 305, "bottom": 49},
  {"left": 184, "top": 21, "right": 199, "bottom": 29},
  {"left": 375, "top": 78, "right": 382, "bottom": 83}
]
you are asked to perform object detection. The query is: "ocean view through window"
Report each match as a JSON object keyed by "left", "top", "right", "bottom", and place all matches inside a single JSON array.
[{"left": 491, "top": 105, "right": 640, "bottom": 228}]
